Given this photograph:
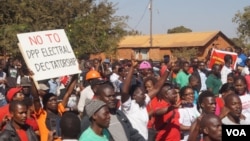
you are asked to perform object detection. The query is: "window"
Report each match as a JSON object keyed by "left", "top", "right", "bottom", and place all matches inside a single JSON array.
[{"left": 134, "top": 49, "right": 149, "bottom": 60}]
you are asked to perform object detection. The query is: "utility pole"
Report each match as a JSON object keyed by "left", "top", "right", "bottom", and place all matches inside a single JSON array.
[{"left": 149, "top": 0, "right": 153, "bottom": 48}]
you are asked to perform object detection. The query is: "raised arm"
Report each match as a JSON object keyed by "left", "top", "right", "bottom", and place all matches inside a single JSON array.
[
  {"left": 187, "top": 114, "right": 203, "bottom": 141},
  {"left": 61, "top": 74, "right": 78, "bottom": 107},
  {"left": 121, "top": 60, "right": 138, "bottom": 103},
  {"left": 147, "top": 69, "right": 170, "bottom": 99},
  {"left": 29, "top": 72, "right": 42, "bottom": 113}
]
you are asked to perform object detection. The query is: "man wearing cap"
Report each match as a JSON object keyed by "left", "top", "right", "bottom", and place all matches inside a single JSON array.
[
  {"left": 79, "top": 99, "right": 112, "bottom": 141},
  {"left": 0, "top": 87, "right": 25, "bottom": 130},
  {"left": 20, "top": 77, "right": 32, "bottom": 98},
  {"left": 77, "top": 70, "right": 105, "bottom": 116},
  {"left": 38, "top": 83, "right": 50, "bottom": 96}
]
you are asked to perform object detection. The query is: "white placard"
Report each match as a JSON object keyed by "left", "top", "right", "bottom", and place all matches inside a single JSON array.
[{"left": 17, "top": 29, "right": 81, "bottom": 81}]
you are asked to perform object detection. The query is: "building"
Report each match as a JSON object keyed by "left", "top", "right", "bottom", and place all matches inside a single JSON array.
[{"left": 116, "top": 31, "right": 235, "bottom": 62}]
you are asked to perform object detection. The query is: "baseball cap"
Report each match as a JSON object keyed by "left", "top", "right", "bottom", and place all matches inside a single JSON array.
[{"left": 6, "top": 87, "right": 23, "bottom": 102}]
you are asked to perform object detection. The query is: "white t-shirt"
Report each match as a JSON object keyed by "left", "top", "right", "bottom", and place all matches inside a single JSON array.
[
  {"left": 121, "top": 94, "right": 150, "bottom": 140},
  {"left": 178, "top": 105, "right": 200, "bottom": 141},
  {"left": 239, "top": 94, "right": 250, "bottom": 117},
  {"left": 220, "top": 65, "right": 232, "bottom": 84},
  {"left": 77, "top": 85, "right": 94, "bottom": 112}
]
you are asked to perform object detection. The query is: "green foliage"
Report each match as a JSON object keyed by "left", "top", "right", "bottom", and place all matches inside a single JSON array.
[
  {"left": 171, "top": 47, "right": 198, "bottom": 61},
  {"left": 167, "top": 26, "right": 192, "bottom": 34},
  {"left": 0, "top": 0, "right": 128, "bottom": 57},
  {"left": 232, "top": 5, "right": 250, "bottom": 43},
  {"left": 231, "top": 38, "right": 246, "bottom": 48}
]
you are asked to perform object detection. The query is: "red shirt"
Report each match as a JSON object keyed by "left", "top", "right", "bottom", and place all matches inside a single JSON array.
[
  {"left": 25, "top": 114, "right": 39, "bottom": 131},
  {"left": 151, "top": 97, "right": 181, "bottom": 141},
  {"left": 245, "top": 75, "right": 250, "bottom": 92},
  {"left": 0, "top": 104, "right": 10, "bottom": 126},
  {"left": 16, "top": 128, "right": 29, "bottom": 141},
  {"left": 146, "top": 99, "right": 156, "bottom": 128},
  {"left": 188, "top": 67, "right": 194, "bottom": 74},
  {"left": 160, "top": 65, "right": 168, "bottom": 76}
]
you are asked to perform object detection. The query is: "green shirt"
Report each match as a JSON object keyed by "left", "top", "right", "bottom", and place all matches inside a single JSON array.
[
  {"left": 176, "top": 70, "right": 190, "bottom": 88},
  {"left": 205, "top": 74, "right": 222, "bottom": 95},
  {"left": 79, "top": 127, "right": 110, "bottom": 141}
]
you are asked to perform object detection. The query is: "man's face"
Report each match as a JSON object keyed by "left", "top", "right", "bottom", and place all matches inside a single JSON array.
[
  {"left": 93, "top": 106, "right": 110, "bottom": 128},
  {"left": 234, "top": 79, "right": 246, "bottom": 95},
  {"left": 133, "top": 87, "right": 146, "bottom": 106},
  {"left": 201, "top": 97, "right": 216, "bottom": 114},
  {"left": 12, "top": 91, "right": 25, "bottom": 101},
  {"left": 192, "top": 59, "right": 198, "bottom": 68},
  {"left": 163, "top": 88, "right": 178, "bottom": 105},
  {"left": 11, "top": 104, "right": 27, "bottom": 125},
  {"left": 198, "top": 62, "right": 206, "bottom": 71},
  {"left": 22, "top": 86, "right": 31, "bottom": 96},
  {"left": 46, "top": 96, "right": 58, "bottom": 111},
  {"left": 205, "top": 117, "right": 222, "bottom": 141},
  {"left": 227, "top": 96, "right": 242, "bottom": 118},
  {"left": 99, "top": 87, "right": 117, "bottom": 109},
  {"left": 213, "top": 65, "right": 221, "bottom": 77},
  {"left": 183, "top": 63, "right": 190, "bottom": 73}
]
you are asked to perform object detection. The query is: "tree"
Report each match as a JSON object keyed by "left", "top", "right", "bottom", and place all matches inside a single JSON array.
[
  {"left": 231, "top": 38, "right": 246, "bottom": 48},
  {"left": 232, "top": 5, "right": 250, "bottom": 43},
  {"left": 167, "top": 26, "right": 192, "bottom": 34},
  {"left": 0, "top": 0, "right": 128, "bottom": 58}
]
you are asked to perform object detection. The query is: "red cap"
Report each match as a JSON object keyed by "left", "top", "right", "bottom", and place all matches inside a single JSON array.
[{"left": 6, "top": 87, "right": 22, "bottom": 102}]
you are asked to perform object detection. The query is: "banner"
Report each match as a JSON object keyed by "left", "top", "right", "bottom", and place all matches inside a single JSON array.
[
  {"left": 208, "top": 48, "right": 237, "bottom": 69},
  {"left": 17, "top": 29, "right": 81, "bottom": 81}
]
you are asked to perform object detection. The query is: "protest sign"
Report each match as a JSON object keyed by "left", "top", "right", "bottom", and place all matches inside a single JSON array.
[
  {"left": 208, "top": 48, "right": 237, "bottom": 69},
  {"left": 17, "top": 29, "right": 81, "bottom": 81}
]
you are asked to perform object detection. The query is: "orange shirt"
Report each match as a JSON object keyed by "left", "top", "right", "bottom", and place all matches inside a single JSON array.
[{"left": 35, "top": 103, "right": 65, "bottom": 141}]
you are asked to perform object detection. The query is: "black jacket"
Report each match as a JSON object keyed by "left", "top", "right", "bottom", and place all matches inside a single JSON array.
[
  {"left": 81, "top": 109, "right": 145, "bottom": 141},
  {"left": 0, "top": 121, "right": 38, "bottom": 141}
]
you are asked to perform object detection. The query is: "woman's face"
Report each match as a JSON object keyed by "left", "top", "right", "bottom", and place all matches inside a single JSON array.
[
  {"left": 145, "top": 80, "right": 154, "bottom": 93},
  {"left": 234, "top": 79, "right": 246, "bottom": 95},
  {"left": 181, "top": 88, "right": 194, "bottom": 103}
]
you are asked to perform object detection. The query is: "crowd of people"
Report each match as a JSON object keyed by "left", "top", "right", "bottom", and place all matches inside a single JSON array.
[{"left": 0, "top": 46, "right": 249, "bottom": 141}]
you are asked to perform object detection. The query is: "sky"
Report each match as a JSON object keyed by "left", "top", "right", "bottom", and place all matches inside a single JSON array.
[{"left": 108, "top": 0, "right": 249, "bottom": 38}]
